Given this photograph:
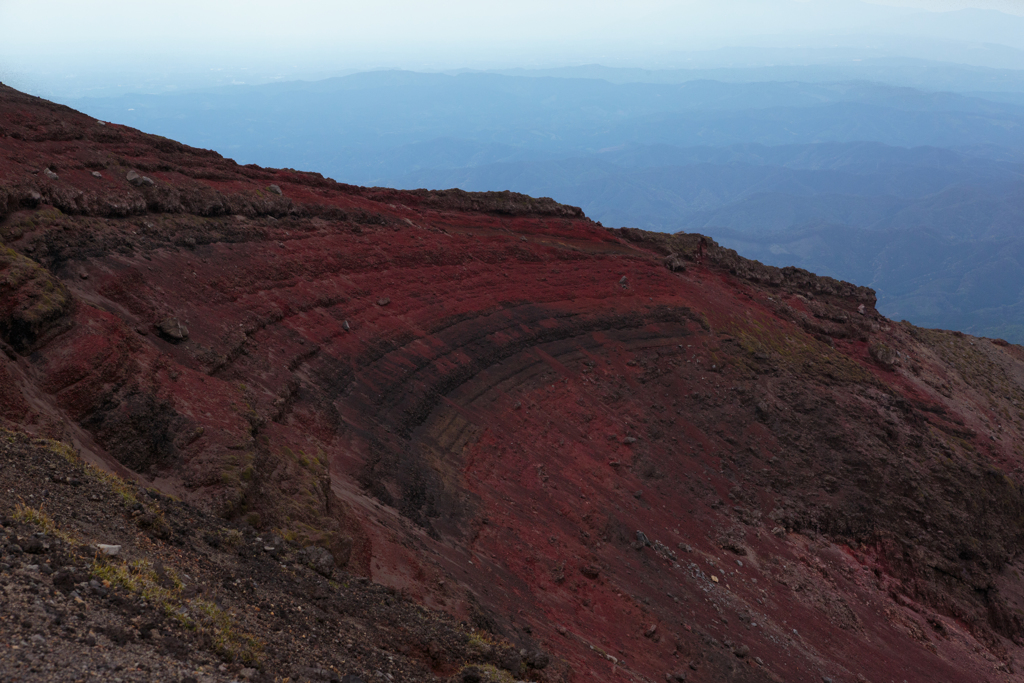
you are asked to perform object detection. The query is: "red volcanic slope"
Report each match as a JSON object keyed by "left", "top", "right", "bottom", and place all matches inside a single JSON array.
[{"left": 4, "top": 83, "right": 1024, "bottom": 683}]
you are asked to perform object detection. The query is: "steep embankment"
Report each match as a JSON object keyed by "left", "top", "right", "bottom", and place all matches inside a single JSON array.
[{"left": 4, "top": 83, "right": 1024, "bottom": 683}]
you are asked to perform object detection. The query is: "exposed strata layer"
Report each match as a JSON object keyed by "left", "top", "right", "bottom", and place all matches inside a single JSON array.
[{"left": 3, "top": 83, "right": 1024, "bottom": 682}]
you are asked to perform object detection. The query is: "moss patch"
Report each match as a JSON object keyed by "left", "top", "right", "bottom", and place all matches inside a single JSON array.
[{"left": 0, "top": 244, "right": 73, "bottom": 350}]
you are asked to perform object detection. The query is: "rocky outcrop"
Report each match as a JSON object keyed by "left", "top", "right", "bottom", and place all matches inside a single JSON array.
[{"left": 0, "top": 245, "right": 73, "bottom": 351}]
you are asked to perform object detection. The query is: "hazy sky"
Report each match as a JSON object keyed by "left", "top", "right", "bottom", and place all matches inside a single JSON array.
[
  {"left": 2, "top": 0, "right": 1020, "bottom": 57},
  {"left": 1, "top": 0, "right": 1022, "bottom": 97},
  {"left": 870, "top": 0, "right": 1021, "bottom": 9}
]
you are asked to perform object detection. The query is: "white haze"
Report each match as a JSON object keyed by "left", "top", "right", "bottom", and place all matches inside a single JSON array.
[{"left": 0, "top": 0, "right": 1023, "bottom": 98}]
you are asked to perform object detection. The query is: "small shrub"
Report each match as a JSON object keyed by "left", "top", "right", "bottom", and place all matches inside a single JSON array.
[{"left": 12, "top": 502, "right": 75, "bottom": 543}]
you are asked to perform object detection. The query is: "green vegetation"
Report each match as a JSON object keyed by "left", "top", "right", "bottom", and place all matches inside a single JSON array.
[
  {"left": 0, "top": 206, "right": 64, "bottom": 242},
  {"left": 0, "top": 244, "right": 73, "bottom": 347},
  {"left": 730, "top": 315, "right": 874, "bottom": 384},
  {"left": 93, "top": 557, "right": 263, "bottom": 666},
  {"left": 12, "top": 501, "right": 76, "bottom": 544}
]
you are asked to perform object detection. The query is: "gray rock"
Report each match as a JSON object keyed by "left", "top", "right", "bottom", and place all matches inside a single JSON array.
[
  {"left": 127, "top": 170, "right": 155, "bottom": 187},
  {"left": 377, "top": 297, "right": 390, "bottom": 306},
  {"left": 91, "top": 171, "right": 103, "bottom": 178},
  {"left": 664, "top": 253, "right": 686, "bottom": 272},
  {"left": 96, "top": 543, "right": 121, "bottom": 557},
  {"left": 301, "top": 545, "right": 336, "bottom": 577},
  {"left": 157, "top": 317, "right": 189, "bottom": 341},
  {"left": 310, "top": 666, "right": 341, "bottom": 681},
  {"left": 22, "top": 537, "right": 44, "bottom": 554},
  {"left": 869, "top": 341, "right": 898, "bottom": 369},
  {"left": 268, "top": 184, "right": 283, "bottom": 195},
  {"left": 499, "top": 649, "right": 523, "bottom": 677},
  {"left": 52, "top": 571, "right": 75, "bottom": 592},
  {"left": 43, "top": 168, "right": 58, "bottom": 180},
  {"left": 527, "top": 650, "right": 550, "bottom": 669}
]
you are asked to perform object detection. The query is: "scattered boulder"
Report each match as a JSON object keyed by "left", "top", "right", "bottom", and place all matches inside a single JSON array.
[
  {"left": 21, "top": 536, "right": 44, "bottom": 554},
  {"left": 126, "top": 170, "right": 155, "bottom": 187},
  {"left": 580, "top": 564, "right": 601, "bottom": 579},
  {"left": 268, "top": 184, "right": 283, "bottom": 195},
  {"left": 156, "top": 316, "right": 189, "bottom": 341},
  {"left": 52, "top": 570, "right": 76, "bottom": 592},
  {"left": 91, "top": 171, "right": 103, "bottom": 178},
  {"left": 300, "top": 545, "right": 336, "bottom": 577},
  {"left": 96, "top": 543, "right": 121, "bottom": 556},
  {"left": 377, "top": 296, "right": 391, "bottom": 306},
  {"left": 664, "top": 253, "right": 686, "bottom": 272},
  {"left": 498, "top": 648, "right": 523, "bottom": 677},
  {"left": 23, "top": 190, "right": 42, "bottom": 207},
  {"left": 868, "top": 340, "right": 898, "bottom": 369},
  {"left": 43, "top": 168, "right": 59, "bottom": 180},
  {"left": 526, "top": 650, "right": 551, "bottom": 669}
]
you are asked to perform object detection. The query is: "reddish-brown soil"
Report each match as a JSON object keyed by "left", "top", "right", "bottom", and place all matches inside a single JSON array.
[{"left": 4, "top": 82, "right": 1024, "bottom": 682}]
